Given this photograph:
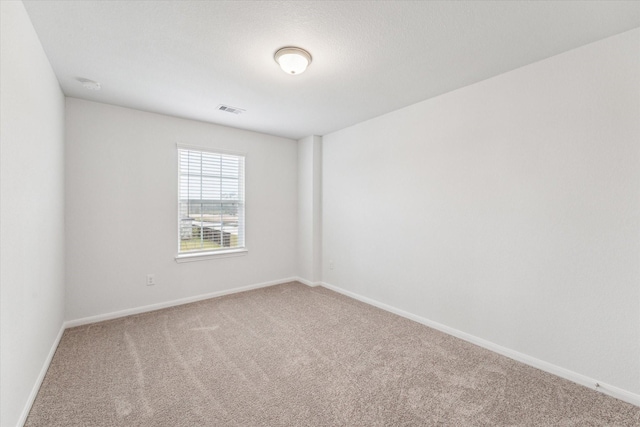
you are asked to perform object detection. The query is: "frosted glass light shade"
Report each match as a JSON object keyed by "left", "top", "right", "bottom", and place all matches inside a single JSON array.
[{"left": 274, "top": 47, "right": 312, "bottom": 75}]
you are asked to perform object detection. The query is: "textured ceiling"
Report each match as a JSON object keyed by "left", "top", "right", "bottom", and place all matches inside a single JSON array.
[{"left": 22, "top": 1, "right": 640, "bottom": 140}]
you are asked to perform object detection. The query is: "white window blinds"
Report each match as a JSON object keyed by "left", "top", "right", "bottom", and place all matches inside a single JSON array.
[{"left": 178, "top": 146, "right": 245, "bottom": 254}]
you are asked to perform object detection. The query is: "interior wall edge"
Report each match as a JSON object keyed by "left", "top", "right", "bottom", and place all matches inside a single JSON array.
[
  {"left": 16, "top": 323, "right": 65, "bottom": 427},
  {"left": 295, "top": 277, "right": 322, "bottom": 287}
]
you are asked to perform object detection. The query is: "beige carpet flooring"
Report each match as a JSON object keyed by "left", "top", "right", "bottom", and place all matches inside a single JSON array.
[{"left": 26, "top": 282, "right": 639, "bottom": 426}]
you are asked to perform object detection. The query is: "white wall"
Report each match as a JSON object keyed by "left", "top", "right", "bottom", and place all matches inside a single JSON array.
[
  {"left": 0, "top": 2, "right": 66, "bottom": 426},
  {"left": 322, "top": 29, "right": 640, "bottom": 395},
  {"left": 297, "top": 135, "right": 322, "bottom": 284},
  {"left": 65, "top": 99, "right": 297, "bottom": 321}
]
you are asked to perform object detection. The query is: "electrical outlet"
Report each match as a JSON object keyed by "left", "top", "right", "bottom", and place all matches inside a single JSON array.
[
  {"left": 329, "top": 261, "right": 334, "bottom": 270},
  {"left": 146, "top": 274, "right": 155, "bottom": 286}
]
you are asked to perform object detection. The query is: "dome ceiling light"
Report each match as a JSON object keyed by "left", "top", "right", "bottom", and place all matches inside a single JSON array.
[
  {"left": 274, "top": 47, "right": 312, "bottom": 75},
  {"left": 77, "top": 77, "right": 101, "bottom": 90}
]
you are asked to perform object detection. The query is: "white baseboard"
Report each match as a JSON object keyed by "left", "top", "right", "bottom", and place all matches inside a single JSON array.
[
  {"left": 23, "top": 277, "right": 637, "bottom": 427},
  {"left": 18, "top": 323, "right": 65, "bottom": 427},
  {"left": 65, "top": 277, "right": 299, "bottom": 328},
  {"left": 294, "top": 277, "right": 321, "bottom": 287},
  {"left": 320, "top": 281, "right": 640, "bottom": 408},
  {"left": 21, "top": 278, "right": 300, "bottom": 425}
]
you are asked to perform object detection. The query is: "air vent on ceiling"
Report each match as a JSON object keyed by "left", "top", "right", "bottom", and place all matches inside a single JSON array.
[{"left": 217, "top": 104, "right": 245, "bottom": 115}]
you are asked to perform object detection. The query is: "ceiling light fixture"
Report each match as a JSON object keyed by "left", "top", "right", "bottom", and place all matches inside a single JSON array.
[
  {"left": 77, "top": 77, "right": 101, "bottom": 90},
  {"left": 274, "top": 47, "right": 312, "bottom": 75}
]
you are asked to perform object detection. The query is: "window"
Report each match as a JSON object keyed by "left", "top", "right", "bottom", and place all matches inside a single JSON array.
[{"left": 177, "top": 145, "right": 245, "bottom": 258}]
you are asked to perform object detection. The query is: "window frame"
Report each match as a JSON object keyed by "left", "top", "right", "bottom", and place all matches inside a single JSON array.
[{"left": 175, "top": 143, "right": 247, "bottom": 263}]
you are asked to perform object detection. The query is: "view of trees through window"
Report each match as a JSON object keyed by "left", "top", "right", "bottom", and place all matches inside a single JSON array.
[{"left": 178, "top": 148, "right": 245, "bottom": 252}]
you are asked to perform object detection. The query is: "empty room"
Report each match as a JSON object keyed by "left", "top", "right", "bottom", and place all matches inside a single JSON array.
[{"left": 1, "top": 0, "right": 639, "bottom": 426}]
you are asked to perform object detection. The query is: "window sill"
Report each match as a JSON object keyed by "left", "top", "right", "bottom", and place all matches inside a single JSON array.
[{"left": 175, "top": 248, "right": 248, "bottom": 263}]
